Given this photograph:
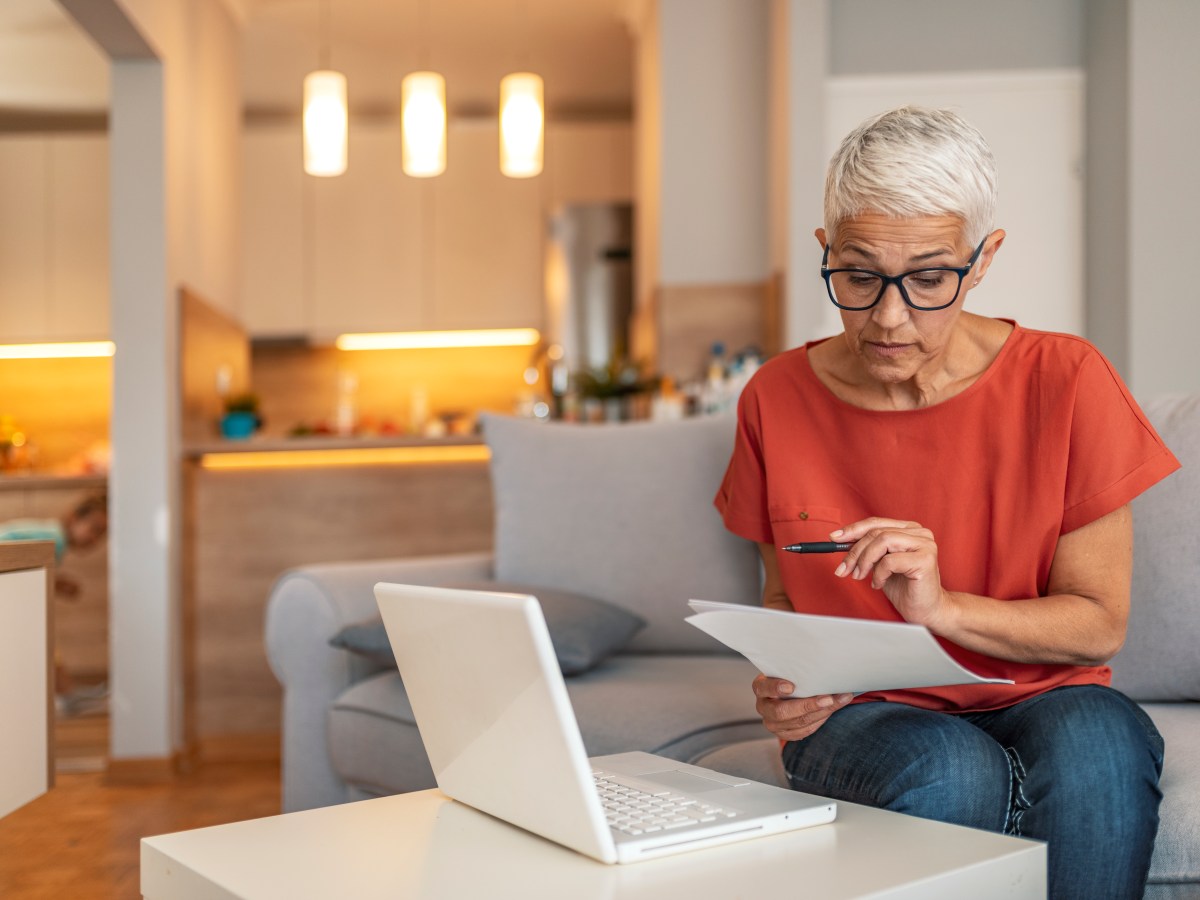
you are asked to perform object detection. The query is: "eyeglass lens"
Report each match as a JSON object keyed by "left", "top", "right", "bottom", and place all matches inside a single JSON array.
[{"left": 828, "top": 269, "right": 961, "bottom": 310}]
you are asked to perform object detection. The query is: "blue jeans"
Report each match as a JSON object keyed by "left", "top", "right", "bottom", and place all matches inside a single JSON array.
[{"left": 781, "top": 685, "right": 1163, "bottom": 900}]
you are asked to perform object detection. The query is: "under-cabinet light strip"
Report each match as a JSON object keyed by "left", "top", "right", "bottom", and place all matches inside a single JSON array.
[
  {"left": 199, "top": 445, "right": 491, "bottom": 470},
  {"left": 335, "top": 328, "right": 539, "bottom": 351},
  {"left": 0, "top": 341, "right": 115, "bottom": 360}
]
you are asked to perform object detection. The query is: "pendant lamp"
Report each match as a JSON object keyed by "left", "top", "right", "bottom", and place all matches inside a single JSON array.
[
  {"left": 303, "top": 0, "right": 346, "bottom": 177},
  {"left": 499, "top": 72, "right": 544, "bottom": 178},
  {"left": 401, "top": 71, "right": 447, "bottom": 177},
  {"left": 303, "top": 70, "right": 348, "bottom": 176}
]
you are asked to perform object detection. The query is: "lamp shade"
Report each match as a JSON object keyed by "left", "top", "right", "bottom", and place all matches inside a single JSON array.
[
  {"left": 402, "top": 71, "right": 447, "bottom": 177},
  {"left": 303, "top": 70, "right": 348, "bottom": 177},
  {"left": 499, "top": 72, "right": 544, "bottom": 178}
]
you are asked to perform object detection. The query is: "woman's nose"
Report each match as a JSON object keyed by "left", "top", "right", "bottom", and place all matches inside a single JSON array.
[{"left": 871, "top": 281, "right": 911, "bottom": 328}]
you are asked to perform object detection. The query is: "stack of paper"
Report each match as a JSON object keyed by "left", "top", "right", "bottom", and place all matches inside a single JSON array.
[{"left": 685, "top": 599, "right": 1012, "bottom": 697}]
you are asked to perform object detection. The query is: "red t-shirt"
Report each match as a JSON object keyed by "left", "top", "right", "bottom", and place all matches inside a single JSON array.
[{"left": 715, "top": 323, "right": 1181, "bottom": 712}]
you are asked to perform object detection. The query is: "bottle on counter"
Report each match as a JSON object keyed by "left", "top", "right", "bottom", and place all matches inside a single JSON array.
[
  {"left": 701, "top": 342, "right": 728, "bottom": 415},
  {"left": 335, "top": 372, "right": 358, "bottom": 436}
]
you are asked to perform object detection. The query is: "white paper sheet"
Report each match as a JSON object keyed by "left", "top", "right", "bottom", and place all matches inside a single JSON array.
[{"left": 686, "top": 599, "right": 1012, "bottom": 697}]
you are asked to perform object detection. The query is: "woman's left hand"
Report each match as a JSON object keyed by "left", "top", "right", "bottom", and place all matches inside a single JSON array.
[{"left": 832, "top": 517, "right": 955, "bottom": 632}]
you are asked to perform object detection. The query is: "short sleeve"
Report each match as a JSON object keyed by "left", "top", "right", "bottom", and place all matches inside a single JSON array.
[
  {"left": 1061, "top": 349, "right": 1181, "bottom": 533},
  {"left": 714, "top": 381, "right": 774, "bottom": 543}
]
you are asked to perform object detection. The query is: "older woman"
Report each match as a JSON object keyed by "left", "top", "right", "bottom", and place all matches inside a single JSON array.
[{"left": 716, "top": 107, "right": 1179, "bottom": 899}]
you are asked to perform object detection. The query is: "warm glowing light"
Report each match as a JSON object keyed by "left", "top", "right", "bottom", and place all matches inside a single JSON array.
[
  {"left": 304, "top": 70, "right": 348, "bottom": 177},
  {"left": 0, "top": 341, "right": 115, "bottom": 360},
  {"left": 402, "top": 71, "right": 447, "bottom": 177},
  {"left": 499, "top": 72, "right": 544, "bottom": 178},
  {"left": 199, "top": 445, "right": 490, "bottom": 470},
  {"left": 335, "top": 328, "right": 541, "bottom": 351}
]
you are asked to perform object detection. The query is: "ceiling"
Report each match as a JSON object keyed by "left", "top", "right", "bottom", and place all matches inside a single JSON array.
[
  {"left": 241, "top": 0, "right": 635, "bottom": 119},
  {"left": 0, "top": 0, "right": 108, "bottom": 117},
  {"left": 0, "top": 0, "right": 634, "bottom": 124}
]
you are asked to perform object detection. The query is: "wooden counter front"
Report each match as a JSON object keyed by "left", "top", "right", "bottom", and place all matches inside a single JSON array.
[{"left": 183, "top": 450, "right": 493, "bottom": 759}]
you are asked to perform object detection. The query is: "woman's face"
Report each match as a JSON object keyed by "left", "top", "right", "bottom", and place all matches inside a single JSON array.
[{"left": 815, "top": 213, "right": 1002, "bottom": 388}]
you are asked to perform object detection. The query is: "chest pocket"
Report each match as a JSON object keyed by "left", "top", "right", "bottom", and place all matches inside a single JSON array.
[{"left": 769, "top": 505, "right": 843, "bottom": 546}]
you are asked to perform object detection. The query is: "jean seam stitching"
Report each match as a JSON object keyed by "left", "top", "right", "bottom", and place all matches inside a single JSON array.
[{"left": 1004, "top": 744, "right": 1030, "bottom": 837}]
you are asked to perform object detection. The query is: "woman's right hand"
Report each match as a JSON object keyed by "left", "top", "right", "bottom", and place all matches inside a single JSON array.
[{"left": 752, "top": 675, "right": 853, "bottom": 741}]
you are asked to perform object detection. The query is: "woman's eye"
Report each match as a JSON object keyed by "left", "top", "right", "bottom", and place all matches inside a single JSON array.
[{"left": 910, "top": 272, "right": 948, "bottom": 289}]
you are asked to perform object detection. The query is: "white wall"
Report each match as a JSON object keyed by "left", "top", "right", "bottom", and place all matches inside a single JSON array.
[
  {"left": 829, "top": 0, "right": 1084, "bottom": 75},
  {"left": 1128, "top": 0, "right": 1200, "bottom": 396},
  {"left": 657, "top": 0, "right": 769, "bottom": 285}
]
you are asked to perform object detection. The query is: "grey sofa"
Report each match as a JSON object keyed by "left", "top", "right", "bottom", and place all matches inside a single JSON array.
[{"left": 266, "top": 399, "right": 1200, "bottom": 898}]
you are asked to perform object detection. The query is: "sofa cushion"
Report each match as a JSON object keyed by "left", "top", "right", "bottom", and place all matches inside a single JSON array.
[
  {"left": 328, "top": 655, "right": 767, "bottom": 797},
  {"left": 1111, "top": 395, "right": 1200, "bottom": 701},
  {"left": 329, "top": 581, "right": 646, "bottom": 676},
  {"left": 482, "top": 414, "right": 761, "bottom": 654},
  {"left": 1141, "top": 703, "right": 1200, "bottom": 891}
]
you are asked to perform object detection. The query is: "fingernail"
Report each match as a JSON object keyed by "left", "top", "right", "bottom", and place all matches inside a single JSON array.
[
  {"left": 830, "top": 529, "right": 844, "bottom": 538},
  {"left": 834, "top": 562, "right": 847, "bottom": 577},
  {"left": 818, "top": 696, "right": 834, "bottom": 708},
  {"left": 779, "top": 683, "right": 794, "bottom": 695},
  {"left": 836, "top": 693, "right": 854, "bottom": 704}
]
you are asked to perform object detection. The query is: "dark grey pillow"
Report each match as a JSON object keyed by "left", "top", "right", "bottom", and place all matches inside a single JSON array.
[{"left": 329, "top": 580, "right": 646, "bottom": 676}]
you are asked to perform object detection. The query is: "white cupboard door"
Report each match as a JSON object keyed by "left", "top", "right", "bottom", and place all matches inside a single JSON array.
[
  {"left": 240, "top": 126, "right": 306, "bottom": 337},
  {"left": 0, "top": 137, "right": 50, "bottom": 341},
  {"left": 49, "top": 135, "right": 109, "bottom": 341},
  {"left": 430, "top": 121, "right": 543, "bottom": 331},
  {"left": 545, "top": 122, "right": 634, "bottom": 209},
  {"left": 311, "top": 123, "right": 423, "bottom": 338}
]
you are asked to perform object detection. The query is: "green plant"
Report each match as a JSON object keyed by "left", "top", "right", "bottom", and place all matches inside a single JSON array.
[
  {"left": 573, "top": 358, "right": 659, "bottom": 400},
  {"left": 223, "top": 392, "right": 260, "bottom": 414}
]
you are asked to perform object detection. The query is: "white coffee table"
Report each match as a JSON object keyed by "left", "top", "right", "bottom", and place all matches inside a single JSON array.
[{"left": 142, "top": 789, "right": 1045, "bottom": 899}]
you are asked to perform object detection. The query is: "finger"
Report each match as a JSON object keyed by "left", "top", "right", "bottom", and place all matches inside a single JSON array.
[
  {"left": 757, "top": 692, "right": 854, "bottom": 725},
  {"left": 751, "top": 675, "right": 796, "bottom": 699},
  {"left": 839, "top": 529, "right": 934, "bottom": 580},
  {"left": 831, "top": 517, "right": 923, "bottom": 542},
  {"left": 868, "top": 547, "right": 936, "bottom": 590},
  {"left": 761, "top": 694, "right": 855, "bottom": 739}
]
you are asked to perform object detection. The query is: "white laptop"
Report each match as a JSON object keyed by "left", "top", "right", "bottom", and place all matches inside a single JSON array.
[{"left": 374, "top": 582, "right": 836, "bottom": 864}]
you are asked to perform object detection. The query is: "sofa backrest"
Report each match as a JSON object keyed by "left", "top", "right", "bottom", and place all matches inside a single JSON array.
[
  {"left": 482, "top": 413, "right": 761, "bottom": 654},
  {"left": 1110, "top": 393, "right": 1200, "bottom": 702}
]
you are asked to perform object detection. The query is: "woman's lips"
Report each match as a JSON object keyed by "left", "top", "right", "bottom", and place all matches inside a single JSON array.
[{"left": 866, "top": 341, "right": 913, "bottom": 358}]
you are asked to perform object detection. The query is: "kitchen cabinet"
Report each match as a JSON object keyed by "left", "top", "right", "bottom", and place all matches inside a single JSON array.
[
  {"left": 311, "top": 125, "right": 424, "bottom": 337},
  {"left": 0, "top": 134, "right": 109, "bottom": 343},
  {"left": 239, "top": 127, "right": 306, "bottom": 337},
  {"left": 239, "top": 119, "right": 632, "bottom": 339},
  {"left": 545, "top": 122, "right": 634, "bottom": 209},
  {"left": 429, "top": 121, "right": 542, "bottom": 331}
]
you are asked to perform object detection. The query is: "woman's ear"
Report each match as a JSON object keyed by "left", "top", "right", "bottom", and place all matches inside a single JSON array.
[
  {"left": 815, "top": 227, "right": 828, "bottom": 249},
  {"left": 972, "top": 229, "right": 1006, "bottom": 284}
]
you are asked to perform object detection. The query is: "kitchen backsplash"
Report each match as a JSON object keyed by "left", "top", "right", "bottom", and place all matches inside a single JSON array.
[{"left": 249, "top": 343, "right": 536, "bottom": 438}]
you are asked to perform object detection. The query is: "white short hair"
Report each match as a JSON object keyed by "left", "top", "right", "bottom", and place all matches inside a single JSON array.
[{"left": 824, "top": 106, "right": 997, "bottom": 247}]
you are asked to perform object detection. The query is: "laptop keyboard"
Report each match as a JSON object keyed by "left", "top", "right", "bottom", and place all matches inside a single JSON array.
[{"left": 592, "top": 770, "right": 740, "bottom": 836}]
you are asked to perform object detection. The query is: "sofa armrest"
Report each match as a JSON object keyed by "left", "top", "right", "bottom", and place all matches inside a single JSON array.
[{"left": 264, "top": 551, "right": 494, "bottom": 811}]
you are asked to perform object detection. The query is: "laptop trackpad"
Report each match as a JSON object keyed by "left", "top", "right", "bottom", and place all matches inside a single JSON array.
[{"left": 651, "top": 770, "right": 740, "bottom": 794}]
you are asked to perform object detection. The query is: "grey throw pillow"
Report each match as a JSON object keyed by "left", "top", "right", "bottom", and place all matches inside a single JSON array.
[
  {"left": 481, "top": 413, "right": 761, "bottom": 654},
  {"left": 329, "top": 580, "right": 646, "bottom": 676}
]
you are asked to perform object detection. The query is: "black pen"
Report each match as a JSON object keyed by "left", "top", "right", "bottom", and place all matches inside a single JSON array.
[{"left": 783, "top": 541, "right": 854, "bottom": 553}]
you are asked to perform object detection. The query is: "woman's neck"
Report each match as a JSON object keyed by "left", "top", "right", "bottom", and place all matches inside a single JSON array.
[{"left": 810, "top": 314, "right": 1013, "bottom": 411}]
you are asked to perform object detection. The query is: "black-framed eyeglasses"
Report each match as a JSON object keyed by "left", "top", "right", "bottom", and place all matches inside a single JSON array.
[{"left": 820, "top": 237, "right": 987, "bottom": 311}]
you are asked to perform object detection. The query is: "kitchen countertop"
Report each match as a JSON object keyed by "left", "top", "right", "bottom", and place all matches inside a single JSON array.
[
  {"left": 0, "top": 473, "right": 107, "bottom": 492},
  {"left": 183, "top": 434, "right": 484, "bottom": 458}
]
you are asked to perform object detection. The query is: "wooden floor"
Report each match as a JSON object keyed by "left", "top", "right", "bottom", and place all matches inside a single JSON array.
[{"left": 0, "top": 713, "right": 281, "bottom": 899}]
